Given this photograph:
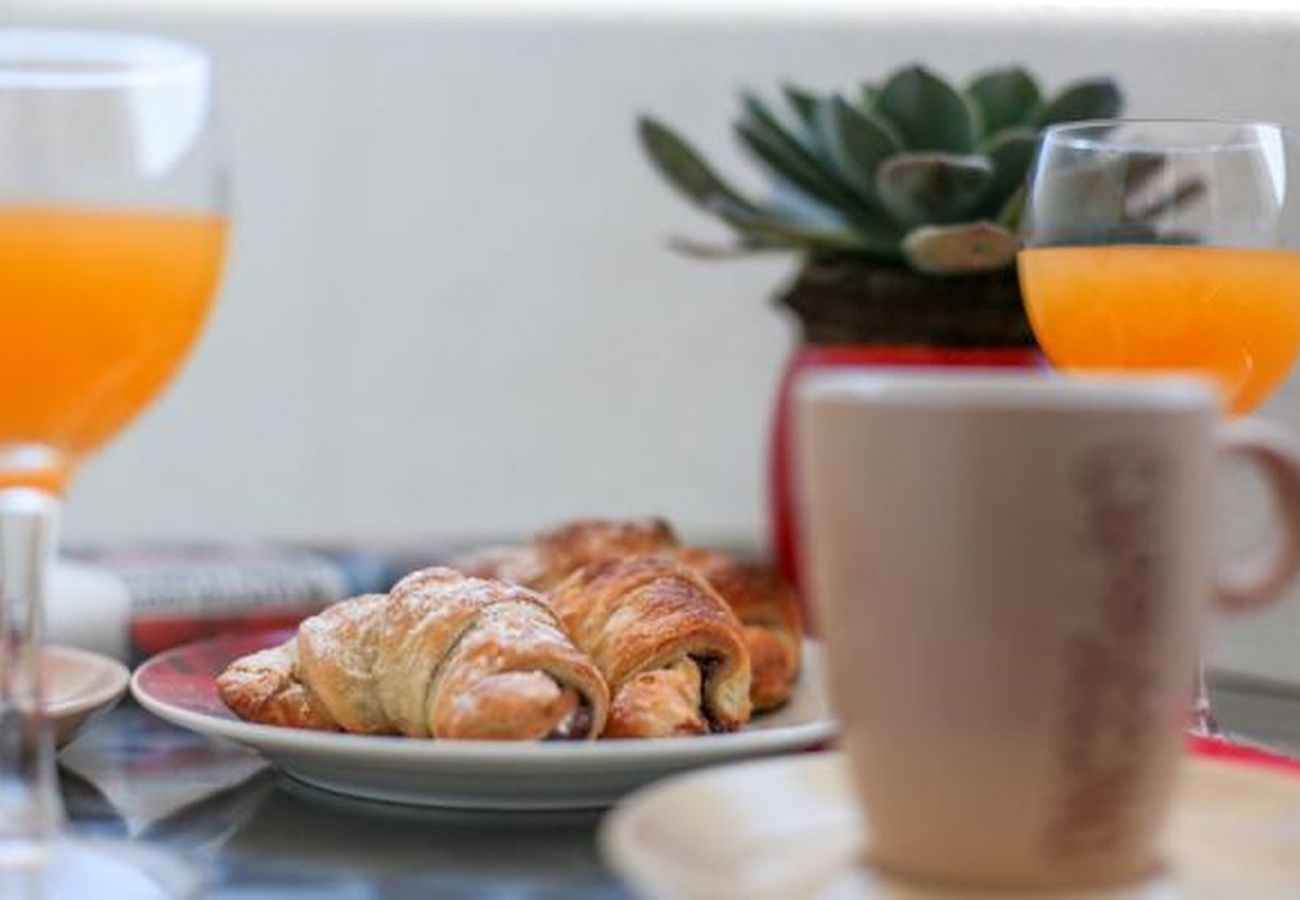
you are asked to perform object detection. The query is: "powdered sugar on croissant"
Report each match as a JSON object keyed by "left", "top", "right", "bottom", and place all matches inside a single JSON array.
[{"left": 216, "top": 569, "right": 609, "bottom": 740}]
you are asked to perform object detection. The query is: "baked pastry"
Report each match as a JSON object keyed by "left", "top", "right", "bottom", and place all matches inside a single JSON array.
[
  {"left": 531, "top": 517, "right": 679, "bottom": 589},
  {"left": 451, "top": 517, "right": 678, "bottom": 591},
  {"left": 453, "top": 517, "right": 804, "bottom": 711},
  {"left": 451, "top": 544, "right": 545, "bottom": 588},
  {"left": 373, "top": 568, "right": 608, "bottom": 740},
  {"left": 548, "top": 556, "right": 751, "bottom": 738},
  {"left": 217, "top": 630, "right": 338, "bottom": 731},
  {"left": 217, "top": 570, "right": 609, "bottom": 740},
  {"left": 674, "top": 549, "right": 803, "bottom": 712}
]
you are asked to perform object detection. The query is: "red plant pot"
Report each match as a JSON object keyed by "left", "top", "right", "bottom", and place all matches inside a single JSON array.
[{"left": 769, "top": 343, "right": 1044, "bottom": 627}]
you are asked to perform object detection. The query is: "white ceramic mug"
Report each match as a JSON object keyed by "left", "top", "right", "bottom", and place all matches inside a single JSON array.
[{"left": 796, "top": 371, "right": 1300, "bottom": 890}]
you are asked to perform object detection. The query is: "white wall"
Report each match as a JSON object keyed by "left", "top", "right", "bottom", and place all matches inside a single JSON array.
[{"left": 7, "top": 1, "right": 1300, "bottom": 682}]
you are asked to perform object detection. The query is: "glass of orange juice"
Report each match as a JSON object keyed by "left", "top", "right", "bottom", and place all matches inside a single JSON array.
[
  {"left": 0, "top": 31, "right": 225, "bottom": 893},
  {"left": 1018, "top": 119, "right": 1300, "bottom": 734}
]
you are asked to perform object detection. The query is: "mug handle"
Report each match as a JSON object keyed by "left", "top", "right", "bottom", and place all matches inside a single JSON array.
[{"left": 1215, "top": 418, "right": 1300, "bottom": 613}]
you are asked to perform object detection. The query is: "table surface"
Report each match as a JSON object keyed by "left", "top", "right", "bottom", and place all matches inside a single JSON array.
[{"left": 58, "top": 679, "right": 1300, "bottom": 899}]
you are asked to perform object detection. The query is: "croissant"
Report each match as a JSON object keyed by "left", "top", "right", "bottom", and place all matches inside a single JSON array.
[
  {"left": 548, "top": 556, "right": 751, "bottom": 738},
  {"left": 674, "top": 549, "right": 803, "bottom": 712},
  {"left": 217, "top": 570, "right": 609, "bottom": 740},
  {"left": 452, "top": 517, "right": 678, "bottom": 591},
  {"left": 454, "top": 517, "right": 803, "bottom": 711},
  {"left": 451, "top": 544, "right": 546, "bottom": 588},
  {"left": 217, "top": 628, "right": 340, "bottom": 731}
]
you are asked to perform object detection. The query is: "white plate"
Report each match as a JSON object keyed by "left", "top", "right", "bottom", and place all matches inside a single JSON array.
[
  {"left": 602, "top": 751, "right": 1300, "bottom": 899},
  {"left": 47, "top": 645, "right": 130, "bottom": 748},
  {"left": 130, "top": 630, "right": 836, "bottom": 809}
]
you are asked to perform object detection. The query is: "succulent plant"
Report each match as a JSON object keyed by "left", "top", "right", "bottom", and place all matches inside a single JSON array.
[{"left": 638, "top": 64, "right": 1123, "bottom": 276}]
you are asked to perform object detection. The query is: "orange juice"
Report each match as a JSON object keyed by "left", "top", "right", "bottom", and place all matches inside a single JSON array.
[
  {"left": 0, "top": 206, "right": 226, "bottom": 490},
  {"left": 1019, "top": 246, "right": 1300, "bottom": 414}
]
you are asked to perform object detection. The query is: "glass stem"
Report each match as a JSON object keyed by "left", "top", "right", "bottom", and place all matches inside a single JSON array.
[
  {"left": 0, "top": 487, "right": 61, "bottom": 864},
  {"left": 1191, "top": 662, "right": 1220, "bottom": 737}
]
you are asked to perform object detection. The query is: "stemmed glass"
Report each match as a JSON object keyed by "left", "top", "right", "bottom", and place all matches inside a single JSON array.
[
  {"left": 1018, "top": 119, "right": 1300, "bottom": 733},
  {"left": 0, "top": 30, "right": 226, "bottom": 895}
]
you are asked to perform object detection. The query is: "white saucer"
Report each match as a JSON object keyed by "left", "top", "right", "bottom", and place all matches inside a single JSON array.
[
  {"left": 131, "top": 632, "right": 836, "bottom": 810},
  {"left": 46, "top": 645, "right": 130, "bottom": 748},
  {"left": 601, "top": 751, "right": 1300, "bottom": 899}
]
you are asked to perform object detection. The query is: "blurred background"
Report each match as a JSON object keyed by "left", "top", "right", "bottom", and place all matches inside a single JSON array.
[{"left": 7, "top": 0, "right": 1300, "bottom": 681}]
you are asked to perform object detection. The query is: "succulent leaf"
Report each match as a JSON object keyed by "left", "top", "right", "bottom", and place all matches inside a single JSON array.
[
  {"left": 714, "top": 197, "right": 899, "bottom": 258},
  {"left": 1119, "top": 151, "right": 1168, "bottom": 195},
  {"left": 966, "top": 67, "right": 1041, "bottom": 137},
  {"left": 737, "top": 92, "right": 865, "bottom": 210},
  {"left": 876, "top": 153, "right": 993, "bottom": 226},
  {"left": 977, "top": 127, "right": 1039, "bottom": 218},
  {"left": 902, "top": 221, "right": 1020, "bottom": 274},
  {"left": 667, "top": 236, "right": 773, "bottom": 259},
  {"left": 741, "top": 91, "right": 818, "bottom": 155},
  {"left": 765, "top": 189, "right": 903, "bottom": 255},
  {"left": 1024, "top": 159, "right": 1127, "bottom": 244},
  {"left": 1117, "top": 149, "right": 1207, "bottom": 225},
  {"left": 639, "top": 64, "right": 1125, "bottom": 270},
  {"left": 1034, "top": 78, "right": 1122, "bottom": 127},
  {"left": 1126, "top": 178, "right": 1207, "bottom": 222},
  {"left": 735, "top": 122, "right": 841, "bottom": 211},
  {"left": 739, "top": 218, "right": 893, "bottom": 256},
  {"left": 637, "top": 117, "right": 761, "bottom": 215},
  {"left": 876, "top": 65, "right": 977, "bottom": 153},
  {"left": 998, "top": 183, "right": 1026, "bottom": 229},
  {"left": 814, "top": 96, "right": 900, "bottom": 203},
  {"left": 782, "top": 83, "right": 820, "bottom": 128},
  {"left": 743, "top": 89, "right": 823, "bottom": 157}
]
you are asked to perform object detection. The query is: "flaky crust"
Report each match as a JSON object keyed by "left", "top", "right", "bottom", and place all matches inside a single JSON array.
[
  {"left": 549, "top": 556, "right": 751, "bottom": 736},
  {"left": 218, "top": 570, "right": 609, "bottom": 740},
  {"left": 216, "top": 640, "right": 335, "bottom": 730},
  {"left": 297, "top": 594, "right": 392, "bottom": 733},
  {"left": 602, "top": 659, "right": 707, "bottom": 738},
  {"left": 451, "top": 517, "right": 802, "bottom": 712},
  {"left": 449, "top": 545, "right": 545, "bottom": 586},
  {"left": 375, "top": 568, "right": 609, "bottom": 739},
  {"left": 464, "top": 518, "right": 679, "bottom": 590},
  {"left": 531, "top": 517, "right": 678, "bottom": 589},
  {"left": 674, "top": 549, "right": 803, "bottom": 712}
]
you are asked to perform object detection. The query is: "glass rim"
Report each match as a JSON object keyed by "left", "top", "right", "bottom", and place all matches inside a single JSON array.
[
  {"left": 0, "top": 29, "right": 209, "bottom": 90},
  {"left": 1042, "top": 117, "right": 1291, "bottom": 154}
]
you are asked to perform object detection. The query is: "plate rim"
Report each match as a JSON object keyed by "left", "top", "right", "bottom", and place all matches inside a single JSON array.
[{"left": 130, "top": 632, "right": 839, "bottom": 766}]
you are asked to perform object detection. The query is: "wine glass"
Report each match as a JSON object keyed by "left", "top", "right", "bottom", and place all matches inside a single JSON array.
[
  {"left": 0, "top": 30, "right": 225, "bottom": 895},
  {"left": 1018, "top": 119, "right": 1300, "bottom": 733}
]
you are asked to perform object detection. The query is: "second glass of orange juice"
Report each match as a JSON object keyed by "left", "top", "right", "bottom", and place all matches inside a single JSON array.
[
  {"left": 1020, "top": 244, "right": 1300, "bottom": 414},
  {"left": 1018, "top": 119, "right": 1300, "bottom": 735}
]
